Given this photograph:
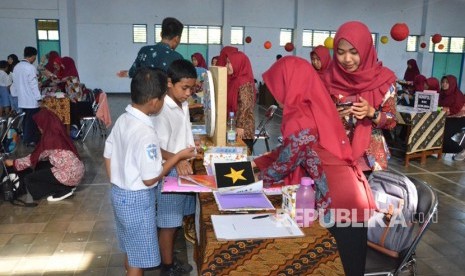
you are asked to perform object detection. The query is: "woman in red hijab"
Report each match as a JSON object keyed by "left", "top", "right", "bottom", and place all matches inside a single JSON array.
[
  {"left": 253, "top": 56, "right": 375, "bottom": 276},
  {"left": 425, "top": 77, "right": 440, "bottom": 92},
  {"left": 310, "top": 45, "right": 331, "bottom": 77},
  {"left": 403, "top": 59, "right": 420, "bottom": 82},
  {"left": 322, "top": 21, "right": 397, "bottom": 173},
  {"left": 5, "top": 109, "right": 85, "bottom": 201},
  {"left": 439, "top": 75, "right": 465, "bottom": 116},
  {"left": 226, "top": 51, "right": 255, "bottom": 151},
  {"left": 216, "top": 46, "right": 238, "bottom": 67}
]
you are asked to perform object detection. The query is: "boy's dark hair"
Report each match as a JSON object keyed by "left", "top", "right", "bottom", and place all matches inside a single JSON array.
[
  {"left": 276, "top": 54, "right": 283, "bottom": 60},
  {"left": 24, "top": 47, "right": 37, "bottom": 58},
  {"left": 131, "top": 67, "right": 167, "bottom": 105},
  {"left": 0, "top": 60, "right": 8, "bottom": 69},
  {"left": 167, "top": 59, "right": 197, "bottom": 84},
  {"left": 161, "top": 17, "right": 184, "bottom": 40}
]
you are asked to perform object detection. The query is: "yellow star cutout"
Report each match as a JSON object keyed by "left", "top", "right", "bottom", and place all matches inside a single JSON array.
[{"left": 224, "top": 168, "right": 246, "bottom": 184}]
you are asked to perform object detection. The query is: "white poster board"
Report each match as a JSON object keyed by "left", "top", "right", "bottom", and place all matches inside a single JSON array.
[{"left": 414, "top": 90, "right": 439, "bottom": 112}]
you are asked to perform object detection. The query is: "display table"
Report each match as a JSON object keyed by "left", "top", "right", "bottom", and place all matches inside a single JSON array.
[
  {"left": 396, "top": 106, "right": 446, "bottom": 166},
  {"left": 195, "top": 193, "right": 344, "bottom": 275}
]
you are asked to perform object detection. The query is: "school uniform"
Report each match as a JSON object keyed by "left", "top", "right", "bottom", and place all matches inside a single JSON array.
[
  {"left": 104, "top": 104, "right": 162, "bottom": 268},
  {"left": 152, "top": 95, "right": 195, "bottom": 228}
]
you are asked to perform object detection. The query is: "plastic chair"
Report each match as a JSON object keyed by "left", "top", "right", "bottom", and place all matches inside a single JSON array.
[
  {"left": 252, "top": 105, "right": 277, "bottom": 154},
  {"left": 364, "top": 176, "right": 438, "bottom": 276}
]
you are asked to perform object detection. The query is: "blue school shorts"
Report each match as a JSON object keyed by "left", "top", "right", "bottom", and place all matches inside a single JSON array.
[
  {"left": 0, "top": 86, "right": 11, "bottom": 107},
  {"left": 156, "top": 169, "right": 196, "bottom": 228},
  {"left": 111, "top": 184, "right": 160, "bottom": 268}
]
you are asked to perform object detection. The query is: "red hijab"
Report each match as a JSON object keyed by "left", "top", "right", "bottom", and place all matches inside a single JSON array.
[
  {"left": 263, "top": 56, "right": 352, "bottom": 164},
  {"left": 45, "top": 51, "right": 60, "bottom": 72},
  {"left": 403, "top": 59, "right": 420, "bottom": 82},
  {"left": 322, "top": 21, "right": 396, "bottom": 160},
  {"left": 61, "top": 56, "right": 80, "bottom": 79},
  {"left": 439, "top": 75, "right": 465, "bottom": 115},
  {"left": 310, "top": 45, "right": 331, "bottom": 75},
  {"left": 413, "top": 74, "right": 427, "bottom": 92},
  {"left": 30, "top": 109, "right": 80, "bottom": 167},
  {"left": 227, "top": 51, "right": 255, "bottom": 114},
  {"left": 425, "top": 77, "right": 439, "bottom": 92},
  {"left": 216, "top": 46, "right": 238, "bottom": 67},
  {"left": 191, "top": 53, "right": 207, "bottom": 69}
]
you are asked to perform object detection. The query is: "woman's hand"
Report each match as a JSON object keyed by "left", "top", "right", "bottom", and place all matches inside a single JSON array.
[
  {"left": 337, "top": 106, "right": 352, "bottom": 118},
  {"left": 351, "top": 96, "right": 375, "bottom": 120},
  {"left": 4, "top": 159, "right": 14, "bottom": 167},
  {"left": 116, "top": 70, "right": 129, "bottom": 78},
  {"left": 236, "top": 128, "right": 244, "bottom": 139},
  {"left": 175, "top": 159, "right": 193, "bottom": 176}
]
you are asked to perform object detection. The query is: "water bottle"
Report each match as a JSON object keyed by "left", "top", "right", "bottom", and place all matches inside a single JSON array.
[
  {"left": 295, "top": 177, "right": 316, "bottom": 227},
  {"left": 227, "top": 111, "right": 237, "bottom": 145}
]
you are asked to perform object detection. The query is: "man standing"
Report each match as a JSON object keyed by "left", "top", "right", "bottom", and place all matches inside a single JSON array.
[
  {"left": 117, "top": 17, "right": 184, "bottom": 77},
  {"left": 11, "top": 46, "right": 41, "bottom": 147}
]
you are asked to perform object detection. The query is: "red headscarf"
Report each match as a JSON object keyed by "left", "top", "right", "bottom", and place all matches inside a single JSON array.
[
  {"left": 439, "top": 75, "right": 465, "bottom": 115},
  {"left": 191, "top": 53, "right": 207, "bottom": 69},
  {"left": 61, "top": 56, "right": 80, "bottom": 79},
  {"left": 216, "top": 46, "right": 238, "bottom": 67},
  {"left": 425, "top": 77, "right": 439, "bottom": 92},
  {"left": 50, "top": 56, "right": 64, "bottom": 79},
  {"left": 322, "top": 21, "right": 396, "bottom": 160},
  {"left": 263, "top": 56, "right": 353, "bottom": 164},
  {"left": 45, "top": 51, "right": 60, "bottom": 72},
  {"left": 310, "top": 45, "right": 331, "bottom": 75},
  {"left": 403, "top": 59, "right": 420, "bottom": 82},
  {"left": 227, "top": 51, "right": 256, "bottom": 114},
  {"left": 413, "top": 74, "right": 427, "bottom": 92},
  {"left": 30, "top": 109, "right": 80, "bottom": 168}
]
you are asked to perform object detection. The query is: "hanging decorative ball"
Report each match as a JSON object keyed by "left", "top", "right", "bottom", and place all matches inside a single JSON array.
[
  {"left": 432, "top": 33, "right": 442, "bottom": 44},
  {"left": 324, "top": 37, "right": 334, "bottom": 49},
  {"left": 284, "top": 42, "right": 294, "bottom": 52},
  {"left": 245, "top": 36, "right": 252, "bottom": 43},
  {"left": 264, "top": 41, "right": 272, "bottom": 49},
  {"left": 390, "top": 23, "right": 409, "bottom": 41},
  {"left": 380, "top": 36, "right": 389, "bottom": 44},
  {"left": 438, "top": 44, "right": 444, "bottom": 50},
  {"left": 420, "top": 42, "right": 427, "bottom": 48}
]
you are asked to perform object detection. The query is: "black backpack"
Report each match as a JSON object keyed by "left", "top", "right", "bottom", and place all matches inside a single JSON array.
[
  {"left": 1, "top": 173, "right": 37, "bottom": 207},
  {"left": 367, "top": 170, "right": 418, "bottom": 258}
]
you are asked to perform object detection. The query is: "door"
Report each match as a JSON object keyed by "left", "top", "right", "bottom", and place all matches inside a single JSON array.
[{"left": 432, "top": 53, "right": 464, "bottom": 87}]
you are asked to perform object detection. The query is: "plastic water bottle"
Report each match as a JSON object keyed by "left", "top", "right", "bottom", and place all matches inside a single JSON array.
[
  {"left": 295, "top": 177, "right": 316, "bottom": 227},
  {"left": 227, "top": 111, "right": 237, "bottom": 145}
]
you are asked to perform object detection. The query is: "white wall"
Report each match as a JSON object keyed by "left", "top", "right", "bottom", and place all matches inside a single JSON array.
[{"left": 1, "top": 0, "right": 465, "bottom": 92}]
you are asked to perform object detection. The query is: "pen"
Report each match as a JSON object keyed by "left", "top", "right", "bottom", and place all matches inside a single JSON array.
[{"left": 252, "top": 214, "right": 270, "bottom": 220}]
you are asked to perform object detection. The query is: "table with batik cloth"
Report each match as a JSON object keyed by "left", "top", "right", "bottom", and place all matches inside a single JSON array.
[
  {"left": 41, "top": 96, "right": 71, "bottom": 133},
  {"left": 396, "top": 106, "right": 446, "bottom": 166},
  {"left": 195, "top": 193, "right": 344, "bottom": 275}
]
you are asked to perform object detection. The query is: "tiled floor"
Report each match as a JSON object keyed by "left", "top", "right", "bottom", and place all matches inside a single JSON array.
[{"left": 0, "top": 93, "right": 463, "bottom": 275}]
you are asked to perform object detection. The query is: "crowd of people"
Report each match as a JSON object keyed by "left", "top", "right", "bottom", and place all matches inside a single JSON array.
[{"left": 3, "top": 14, "right": 465, "bottom": 276}]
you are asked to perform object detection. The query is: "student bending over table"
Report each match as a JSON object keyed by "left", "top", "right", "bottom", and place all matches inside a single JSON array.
[{"left": 252, "top": 56, "right": 375, "bottom": 276}]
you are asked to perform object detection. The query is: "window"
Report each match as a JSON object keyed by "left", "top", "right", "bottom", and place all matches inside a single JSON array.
[
  {"left": 133, "top": 24, "right": 147, "bottom": 43},
  {"left": 302, "top": 29, "right": 336, "bottom": 47},
  {"left": 450, "top": 37, "right": 465, "bottom": 53},
  {"left": 427, "top": 36, "right": 465, "bottom": 53},
  {"left": 37, "top": 19, "right": 59, "bottom": 41},
  {"left": 406, "top": 35, "right": 419, "bottom": 52},
  {"left": 231, "top": 26, "right": 244, "bottom": 45},
  {"left": 155, "top": 25, "right": 222, "bottom": 44},
  {"left": 280, "top": 28, "right": 293, "bottom": 46}
]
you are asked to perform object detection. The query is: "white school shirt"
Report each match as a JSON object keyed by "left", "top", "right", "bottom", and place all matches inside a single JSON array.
[
  {"left": 0, "top": 71, "right": 12, "bottom": 87},
  {"left": 10, "top": 60, "right": 41, "bottom": 108},
  {"left": 104, "top": 104, "right": 163, "bottom": 190},
  {"left": 151, "top": 95, "right": 194, "bottom": 153}
]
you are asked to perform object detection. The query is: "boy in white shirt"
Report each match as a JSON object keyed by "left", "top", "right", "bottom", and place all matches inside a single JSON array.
[
  {"left": 152, "top": 59, "right": 197, "bottom": 275},
  {"left": 104, "top": 67, "right": 195, "bottom": 276},
  {"left": 0, "top": 60, "right": 12, "bottom": 116}
]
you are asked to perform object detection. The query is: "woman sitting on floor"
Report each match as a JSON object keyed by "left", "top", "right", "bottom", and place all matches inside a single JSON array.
[{"left": 5, "top": 108, "right": 85, "bottom": 201}]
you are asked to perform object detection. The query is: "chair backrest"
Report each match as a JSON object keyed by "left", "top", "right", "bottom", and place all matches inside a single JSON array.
[
  {"left": 256, "top": 105, "right": 277, "bottom": 135},
  {"left": 0, "top": 112, "right": 25, "bottom": 154},
  {"left": 394, "top": 177, "right": 438, "bottom": 274}
]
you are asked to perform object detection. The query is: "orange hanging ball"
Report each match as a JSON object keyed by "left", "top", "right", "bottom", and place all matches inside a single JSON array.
[
  {"left": 284, "top": 42, "right": 294, "bottom": 52},
  {"left": 438, "top": 44, "right": 444, "bottom": 50},
  {"left": 432, "top": 33, "right": 442, "bottom": 44},
  {"left": 264, "top": 41, "right": 272, "bottom": 49},
  {"left": 390, "top": 23, "right": 409, "bottom": 41}
]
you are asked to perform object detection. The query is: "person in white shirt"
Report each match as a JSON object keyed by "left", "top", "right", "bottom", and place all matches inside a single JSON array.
[
  {"left": 151, "top": 59, "right": 197, "bottom": 275},
  {"left": 0, "top": 60, "right": 12, "bottom": 116},
  {"left": 104, "top": 67, "right": 195, "bottom": 275},
  {"left": 10, "top": 46, "right": 41, "bottom": 147}
]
